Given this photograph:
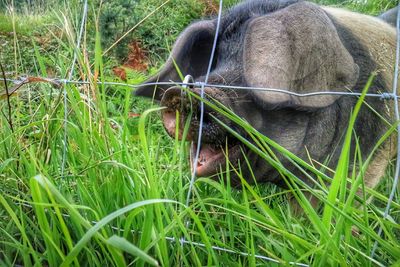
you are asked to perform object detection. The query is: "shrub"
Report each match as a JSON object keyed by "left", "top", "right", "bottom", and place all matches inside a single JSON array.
[{"left": 99, "top": 0, "right": 205, "bottom": 66}]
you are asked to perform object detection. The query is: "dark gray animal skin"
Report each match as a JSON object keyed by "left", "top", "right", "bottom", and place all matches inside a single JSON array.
[
  {"left": 379, "top": 6, "right": 398, "bottom": 27},
  {"left": 135, "top": 0, "right": 397, "bottom": 189}
]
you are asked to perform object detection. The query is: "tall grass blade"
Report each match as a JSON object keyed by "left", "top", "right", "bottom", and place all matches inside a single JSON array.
[
  {"left": 107, "top": 235, "right": 159, "bottom": 266},
  {"left": 61, "top": 198, "right": 178, "bottom": 266}
]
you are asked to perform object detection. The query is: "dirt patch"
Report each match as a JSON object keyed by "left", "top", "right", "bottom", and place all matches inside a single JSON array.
[{"left": 113, "top": 41, "right": 148, "bottom": 81}]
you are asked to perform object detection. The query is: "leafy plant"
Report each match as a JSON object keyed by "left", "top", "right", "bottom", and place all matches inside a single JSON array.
[
  {"left": 99, "top": 0, "right": 205, "bottom": 64},
  {"left": 0, "top": 0, "right": 399, "bottom": 265}
]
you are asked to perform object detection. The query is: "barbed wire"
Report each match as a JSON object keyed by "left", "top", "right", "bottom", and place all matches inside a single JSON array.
[{"left": 0, "top": 0, "right": 399, "bottom": 264}]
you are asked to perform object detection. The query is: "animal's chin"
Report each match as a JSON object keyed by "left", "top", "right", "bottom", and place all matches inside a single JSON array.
[{"left": 190, "top": 142, "right": 242, "bottom": 177}]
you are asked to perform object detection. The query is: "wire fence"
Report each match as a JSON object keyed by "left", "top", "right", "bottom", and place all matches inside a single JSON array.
[
  {"left": 371, "top": 3, "right": 400, "bottom": 258},
  {"left": 0, "top": 0, "right": 399, "bottom": 265},
  {"left": 61, "top": 0, "right": 88, "bottom": 179}
]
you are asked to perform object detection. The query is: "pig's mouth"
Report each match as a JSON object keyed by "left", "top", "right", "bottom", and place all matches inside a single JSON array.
[
  {"left": 189, "top": 140, "right": 242, "bottom": 177},
  {"left": 161, "top": 88, "right": 243, "bottom": 177}
]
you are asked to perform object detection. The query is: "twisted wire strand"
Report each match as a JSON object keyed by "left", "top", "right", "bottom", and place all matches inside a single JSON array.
[
  {"left": 370, "top": 2, "right": 400, "bottom": 258},
  {"left": 61, "top": 0, "right": 88, "bottom": 179},
  {"left": 2, "top": 78, "right": 398, "bottom": 99},
  {"left": 180, "top": 0, "right": 224, "bottom": 248}
]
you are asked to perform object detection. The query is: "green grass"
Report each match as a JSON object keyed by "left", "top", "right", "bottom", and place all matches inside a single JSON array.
[
  {"left": 0, "top": 0, "right": 399, "bottom": 266},
  {"left": 312, "top": 0, "right": 396, "bottom": 14}
]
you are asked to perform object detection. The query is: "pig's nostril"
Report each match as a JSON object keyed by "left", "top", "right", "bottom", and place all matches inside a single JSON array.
[
  {"left": 160, "top": 87, "right": 183, "bottom": 108},
  {"left": 162, "top": 110, "right": 178, "bottom": 138},
  {"left": 161, "top": 86, "right": 200, "bottom": 116}
]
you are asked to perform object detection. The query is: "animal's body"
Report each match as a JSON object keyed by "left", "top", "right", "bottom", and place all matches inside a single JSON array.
[{"left": 135, "top": 0, "right": 398, "bottom": 191}]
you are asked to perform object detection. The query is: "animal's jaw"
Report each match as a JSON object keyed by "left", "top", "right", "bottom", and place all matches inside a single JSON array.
[
  {"left": 160, "top": 86, "right": 245, "bottom": 177},
  {"left": 190, "top": 141, "right": 242, "bottom": 177}
]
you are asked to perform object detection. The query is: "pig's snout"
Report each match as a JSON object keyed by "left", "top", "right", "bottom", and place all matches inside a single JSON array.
[
  {"left": 160, "top": 86, "right": 228, "bottom": 145},
  {"left": 160, "top": 87, "right": 197, "bottom": 141}
]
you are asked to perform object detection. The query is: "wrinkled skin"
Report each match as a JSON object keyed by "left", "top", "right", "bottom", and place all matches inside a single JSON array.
[{"left": 135, "top": 0, "right": 396, "bottom": 188}]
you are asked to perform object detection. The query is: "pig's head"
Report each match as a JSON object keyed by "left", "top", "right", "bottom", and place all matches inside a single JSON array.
[{"left": 135, "top": 1, "right": 362, "bottom": 185}]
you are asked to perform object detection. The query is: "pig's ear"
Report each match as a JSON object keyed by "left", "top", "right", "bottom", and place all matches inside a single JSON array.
[
  {"left": 243, "top": 2, "right": 359, "bottom": 109},
  {"left": 135, "top": 21, "right": 216, "bottom": 100}
]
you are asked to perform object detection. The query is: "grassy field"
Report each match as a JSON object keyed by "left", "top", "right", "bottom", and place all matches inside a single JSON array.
[{"left": 0, "top": 0, "right": 399, "bottom": 266}]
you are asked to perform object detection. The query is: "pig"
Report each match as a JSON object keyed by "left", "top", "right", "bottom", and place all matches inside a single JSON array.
[{"left": 135, "top": 0, "right": 397, "bottom": 190}]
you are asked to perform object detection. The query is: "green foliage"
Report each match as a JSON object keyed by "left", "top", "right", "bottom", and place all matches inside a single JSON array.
[
  {"left": 313, "top": 0, "right": 396, "bottom": 14},
  {"left": 0, "top": 0, "right": 77, "bottom": 13},
  {"left": 99, "top": 0, "right": 139, "bottom": 60},
  {"left": 0, "top": 0, "right": 38, "bottom": 11},
  {"left": 0, "top": 0, "right": 399, "bottom": 265},
  {"left": 99, "top": 0, "right": 205, "bottom": 64}
]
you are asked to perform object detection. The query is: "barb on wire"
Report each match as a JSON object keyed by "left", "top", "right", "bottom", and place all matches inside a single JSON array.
[
  {"left": 61, "top": 0, "right": 88, "bottom": 179},
  {"left": 371, "top": 2, "right": 400, "bottom": 259}
]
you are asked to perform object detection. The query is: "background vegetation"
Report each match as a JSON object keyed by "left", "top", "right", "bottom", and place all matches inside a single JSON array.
[{"left": 0, "top": 0, "right": 398, "bottom": 266}]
